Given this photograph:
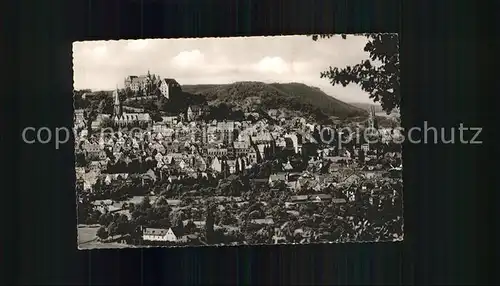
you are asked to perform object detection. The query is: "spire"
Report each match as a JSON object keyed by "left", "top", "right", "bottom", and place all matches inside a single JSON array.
[
  {"left": 113, "top": 86, "right": 122, "bottom": 116},
  {"left": 114, "top": 86, "right": 120, "bottom": 104}
]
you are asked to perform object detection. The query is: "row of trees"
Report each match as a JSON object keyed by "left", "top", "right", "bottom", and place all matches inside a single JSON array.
[
  {"left": 82, "top": 165, "right": 402, "bottom": 245},
  {"left": 311, "top": 33, "right": 400, "bottom": 114}
]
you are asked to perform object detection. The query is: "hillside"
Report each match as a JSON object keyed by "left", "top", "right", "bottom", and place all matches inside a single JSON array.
[
  {"left": 349, "top": 102, "right": 401, "bottom": 117},
  {"left": 182, "top": 82, "right": 367, "bottom": 121},
  {"left": 349, "top": 102, "right": 384, "bottom": 113}
]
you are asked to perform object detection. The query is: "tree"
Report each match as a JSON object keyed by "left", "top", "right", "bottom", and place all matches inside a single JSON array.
[
  {"left": 98, "top": 96, "right": 114, "bottom": 114},
  {"left": 124, "top": 87, "right": 134, "bottom": 98},
  {"left": 75, "top": 151, "right": 88, "bottom": 167},
  {"left": 184, "top": 220, "right": 197, "bottom": 233},
  {"left": 100, "top": 116, "right": 114, "bottom": 129},
  {"left": 137, "top": 86, "right": 145, "bottom": 97},
  {"left": 312, "top": 34, "right": 400, "bottom": 114},
  {"left": 84, "top": 107, "right": 97, "bottom": 134},
  {"left": 150, "top": 111, "right": 163, "bottom": 122},
  {"left": 140, "top": 196, "right": 152, "bottom": 210},
  {"left": 96, "top": 226, "right": 109, "bottom": 240},
  {"left": 205, "top": 203, "right": 216, "bottom": 243},
  {"left": 98, "top": 212, "right": 113, "bottom": 226},
  {"left": 156, "top": 196, "right": 168, "bottom": 206},
  {"left": 108, "top": 222, "right": 118, "bottom": 238},
  {"left": 169, "top": 209, "right": 185, "bottom": 229}
]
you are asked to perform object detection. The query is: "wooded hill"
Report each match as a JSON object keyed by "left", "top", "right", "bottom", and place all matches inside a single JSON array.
[{"left": 182, "top": 81, "right": 368, "bottom": 121}]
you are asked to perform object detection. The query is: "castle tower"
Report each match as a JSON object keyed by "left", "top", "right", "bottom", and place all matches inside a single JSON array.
[{"left": 113, "top": 87, "right": 122, "bottom": 117}]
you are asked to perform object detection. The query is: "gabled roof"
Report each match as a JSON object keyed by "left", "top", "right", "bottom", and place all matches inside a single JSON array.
[
  {"left": 269, "top": 173, "right": 287, "bottom": 181},
  {"left": 290, "top": 195, "right": 309, "bottom": 201},
  {"left": 131, "top": 75, "right": 148, "bottom": 84},
  {"left": 250, "top": 218, "right": 274, "bottom": 225},
  {"left": 309, "top": 194, "right": 332, "bottom": 200},
  {"left": 143, "top": 227, "right": 182, "bottom": 237},
  {"left": 143, "top": 227, "right": 168, "bottom": 236},
  {"left": 161, "top": 78, "right": 179, "bottom": 85},
  {"left": 189, "top": 105, "right": 202, "bottom": 112}
]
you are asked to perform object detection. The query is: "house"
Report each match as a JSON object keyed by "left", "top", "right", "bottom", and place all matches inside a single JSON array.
[
  {"left": 332, "top": 198, "right": 347, "bottom": 204},
  {"left": 158, "top": 78, "right": 181, "bottom": 99},
  {"left": 289, "top": 195, "right": 309, "bottom": 203},
  {"left": 207, "top": 148, "right": 228, "bottom": 157},
  {"left": 142, "top": 227, "right": 183, "bottom": 242},
  {"left": 361, "top": 170, "right": 385, "bottom": 179},
  {"left": 282, "top": 160, "right": 294, "bottom": 171},
  {"left": 272, "top": 228, "right": 286, "bottom": 244},
  {"left": 142, "top": 169, "right": 157, "bottom": 185},
  {"left": 210, "top": 157, "right": 222, "bottom": 173},
  {"left": 250, "top": 218, "right": 274, "bottom": 225},
  {"left": 285, "top": 173, "right": 301, "bottom": 190},
  {"left": 74, "top": 109, "right": 85, "bottom": 124},
  {"left": 124, "top": 75, "right": 150, "bottom": 92},
  {"left": 90, "top": 120, "right": 101, "bottom": 131},
  {"left": 246, "top": 151, "right": 258, "bottom": 165},
  {"left": 186, "top": 105, "right": 203, "bottom": 121},
  {"left": 361, "top": 143, "right": 370, "bottom": 152},
  {"left": 152, "top": 124, "right": 169, "bottom": 134},
  {"left": 310, "top": 194, "right": 332, "bottom": 202},
  {"left": 161, "top": 116, "right": 178, "bottom": 126},
  {"left": 268, "top": 173, "right": 288, "bottom": 186},
  {"left": 286, "top": 194, "right": 332, "bottom": 205},
  {"left": 295, "top": 177, "right": 321, "bottom": 192},
  {"left": 226, "top": 160, "right": 237, "bottom": 174},
  {"left": 216, "top": 121, "right": 235, "bottom": 142},
  {"left": 82, "top": 142, "right": 105, "bottom": 161},
  {"left": 233, "top": 141, "right": 251, "bottom": 156}
]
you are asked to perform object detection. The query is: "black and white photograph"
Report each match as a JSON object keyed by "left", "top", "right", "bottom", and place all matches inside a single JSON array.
[{"left": 73, "top": 34, "right": 403, "bottom": 249}]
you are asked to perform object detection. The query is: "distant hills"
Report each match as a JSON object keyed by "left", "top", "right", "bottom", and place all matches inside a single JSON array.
[
  {"left": 182, "top": 81, "right": 368, "bottom": 121},
  {"left": 348, "top": 102, "right": 384, "bottom": 113},
  {"left": 77, "top": 82, "right": 370, "bottom": 122},
  {"left": 349, "top": 102, "right": 400, "bottom": 117}
]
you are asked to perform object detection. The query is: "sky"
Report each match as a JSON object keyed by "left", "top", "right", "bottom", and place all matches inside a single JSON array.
[{"left": 73, "top": 35, "right": 376, "bottom": 103}]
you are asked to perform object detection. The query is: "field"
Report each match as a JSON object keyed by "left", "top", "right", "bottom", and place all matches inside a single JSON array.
[
  {"left": 77, "top": 225, "right": 137, "bottom": 249},
  {"left": 79, "top": 242, "right": 137, "bottom": 249},
  {"left": 77, "top": 225, "right": 99, "bottom": 244}
]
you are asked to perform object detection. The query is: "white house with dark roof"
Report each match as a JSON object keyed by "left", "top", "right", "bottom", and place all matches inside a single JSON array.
[
  {"left": 142, "top": 227, "right": 181, "bottom": 242},
  {"left": 158, "top": 78, "right": 181, "bottom": 99}
]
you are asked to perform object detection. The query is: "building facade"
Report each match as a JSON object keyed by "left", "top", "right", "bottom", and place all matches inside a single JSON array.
[
  {"left": 112, "top": 89, "right": 152, "bottom": 128},
  {"left": 158, "top": 78, "right": 181, "bottom": 99}
]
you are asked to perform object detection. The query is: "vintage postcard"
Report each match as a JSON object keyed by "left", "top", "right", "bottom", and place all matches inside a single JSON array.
[{"left": 73, "top": 34, "right": 403, "bottom": 249}]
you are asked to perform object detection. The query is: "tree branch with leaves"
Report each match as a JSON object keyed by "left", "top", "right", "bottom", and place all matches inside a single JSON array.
[{"left": 312, "top": 33, "right": 400, "bottom": 114}]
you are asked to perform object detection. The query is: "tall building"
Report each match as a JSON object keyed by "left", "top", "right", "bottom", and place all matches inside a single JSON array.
[
  {"left": 124, "top": 72, "right": 181, "bottom": 98},
  {"left": 113, "top": 89, "right": 122, "bottom": 116},
  {"left": 112, "top": 88, "right": 152, "bottom": 127},
  {"left": 368, "top": 106, "right": 378, "bottom": 129},
  {"left": 158, "top": 78, "right": 181, "bottom": 99},
  {"left": 124, "top": 75, "right": 149, "bottom": 92}
]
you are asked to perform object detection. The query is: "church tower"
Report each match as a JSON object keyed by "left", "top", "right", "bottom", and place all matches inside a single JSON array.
[
  {"left": 113, "top": 88, "right": 122, "bottom": 117},
  {"left": 370, "top": 106, "right": 378, "bottom": 129}
]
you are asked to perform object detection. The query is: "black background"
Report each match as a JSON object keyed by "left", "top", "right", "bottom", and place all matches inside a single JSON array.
[{"left": 4, "top": 0, "right": 493, "bottom": 284}]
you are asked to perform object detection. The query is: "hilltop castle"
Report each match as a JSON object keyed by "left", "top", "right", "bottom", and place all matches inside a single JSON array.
[{"left": 124, "top": 71, "right": 181, "bottom": 99}]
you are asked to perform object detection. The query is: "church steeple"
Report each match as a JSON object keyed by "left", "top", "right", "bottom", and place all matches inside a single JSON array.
[
  {"left": 113, "top": 86, "right": 122, "bottom": 116},
  {"left": 370, "top": 106, "right": 378, "bottom": 129}
]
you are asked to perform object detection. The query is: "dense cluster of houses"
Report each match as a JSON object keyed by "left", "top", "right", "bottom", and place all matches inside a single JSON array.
[{"left": 76, "top": 76, "right": 404, "bottom": 246}]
